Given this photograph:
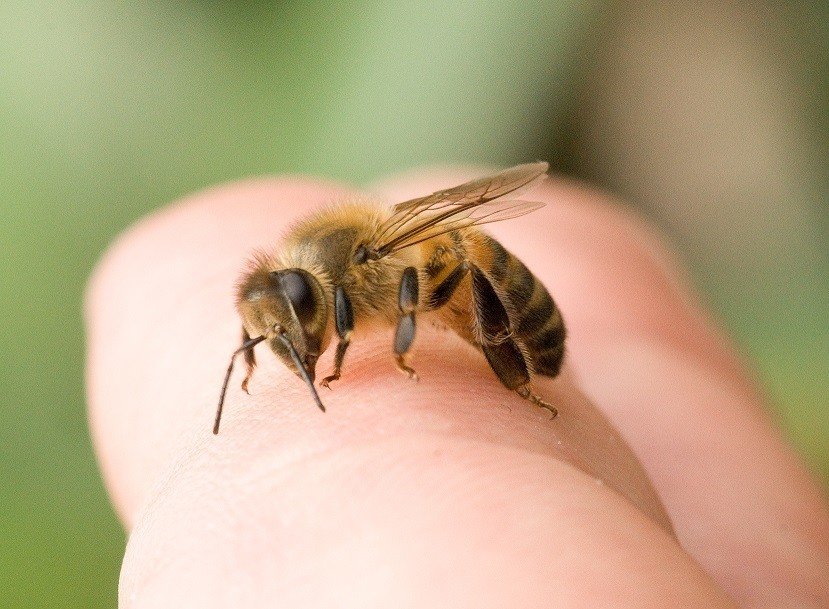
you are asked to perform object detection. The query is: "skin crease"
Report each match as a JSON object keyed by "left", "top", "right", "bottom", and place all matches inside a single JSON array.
[{"left": 85, "top": 171, "right": 829, "bottom": 608}]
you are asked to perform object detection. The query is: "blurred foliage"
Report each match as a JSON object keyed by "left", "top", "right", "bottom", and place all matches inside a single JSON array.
[
  {"left": 556, "top": 0, "right": 829, "bottom": 492},
  {"left": 0, "top": 1, "right": 825, "bottom": 608}
]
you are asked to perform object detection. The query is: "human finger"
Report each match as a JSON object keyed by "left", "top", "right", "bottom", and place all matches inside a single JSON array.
[
  {"left": 373, "top": 168, "right": 829, "bottom": 608},
  {"left": 87, "top": 175, "right": 733, "bottom": 607}
]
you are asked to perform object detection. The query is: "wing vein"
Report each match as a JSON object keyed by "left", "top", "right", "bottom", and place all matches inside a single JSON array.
[{"left": 368, "top": 163, "right": 548, "bottom": 257}]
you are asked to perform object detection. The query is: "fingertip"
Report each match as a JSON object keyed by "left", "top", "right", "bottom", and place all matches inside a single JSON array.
[
  {"left": 118, "top": 429, "right": 729, "bottom": 609},
  {"left": 85, "top": 176, "right": 360, "bottom": 522}
]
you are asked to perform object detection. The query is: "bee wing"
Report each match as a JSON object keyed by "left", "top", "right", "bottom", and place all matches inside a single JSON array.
[{"left": 369, "top": 162, "right": 549, "bottom": 257}]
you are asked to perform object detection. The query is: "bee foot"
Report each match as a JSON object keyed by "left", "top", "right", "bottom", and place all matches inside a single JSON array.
[
  {"left": 320, "top": 373, "right": 340, "bottom": 390},
  {"left": 517, "top": 386, "right": 558, "bottom": 419},
  {"left": 395, "top": 356, "right": 420, "bottom": 382},
  {"left": 537, "top": 400, "right": 558, "bottom": 419}
]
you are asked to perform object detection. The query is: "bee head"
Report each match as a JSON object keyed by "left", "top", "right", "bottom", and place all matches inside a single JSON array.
[{"left": 237, "top": 267, "right": 329, "bottom": 381}]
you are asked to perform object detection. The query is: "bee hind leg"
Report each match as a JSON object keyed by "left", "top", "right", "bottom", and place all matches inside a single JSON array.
[
  {"left": 394, "top": 267, "right": 420, "bottom": 381},
  {"left": 469, "top": 266, "right": 556, "bottom": 417},
  {"left": 516, "top": 385, "right": 558, "bottom": 418},
  {"left": 321, "top": 286, "right": 353, "bottom": 389}
]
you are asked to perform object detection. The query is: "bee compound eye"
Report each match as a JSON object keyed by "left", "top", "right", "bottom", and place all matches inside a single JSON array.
[{"left": 274, "top": 269, "right": 317, "bottom": 321}]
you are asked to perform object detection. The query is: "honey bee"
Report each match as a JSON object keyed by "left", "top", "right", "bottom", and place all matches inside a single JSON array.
[{"left": 213, "top": 162, "right": 566, "bottom": 434}]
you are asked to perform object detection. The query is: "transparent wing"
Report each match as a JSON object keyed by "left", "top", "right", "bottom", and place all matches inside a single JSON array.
[{"left": 369, "top": 162, "right": 548, "bottom": 257}]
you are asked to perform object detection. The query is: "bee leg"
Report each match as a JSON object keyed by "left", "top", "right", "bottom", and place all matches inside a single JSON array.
[
  {"left": 394, "top": 267, "right": 420, "bottom": 381},
  {"left": 240, "top": 328, "right": 257, "bottom": 393},
  {"left": 321, "top": 340, "right": 349, "bottom": 389},
  {"left": 470, "top": 265, "right": 545, "bottom": 407},
  {"left": 321, "top": 286, "right": 353, "bottom": 389},
  {"left": 395, "top": 353, "right": 419, "bottom": 381},
  {"left": 427, "top": 261, "right": 469, "bottom": 309},
  {"left": 516, "top": 386, "right": 558, "bottom": 419}
]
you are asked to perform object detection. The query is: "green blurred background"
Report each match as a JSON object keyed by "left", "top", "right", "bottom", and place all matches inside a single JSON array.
[{"left": 1, "top": 1, "right": 826, "bottom": 607}]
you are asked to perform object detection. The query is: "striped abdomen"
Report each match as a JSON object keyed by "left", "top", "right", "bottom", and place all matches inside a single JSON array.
[{"left": 482, "top": 235, "right": 566, "bottom": 377}]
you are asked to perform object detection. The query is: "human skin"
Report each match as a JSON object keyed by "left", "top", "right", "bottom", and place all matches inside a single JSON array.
[{"left": 86, "top": 169, "right": 829, "bottom": 608}]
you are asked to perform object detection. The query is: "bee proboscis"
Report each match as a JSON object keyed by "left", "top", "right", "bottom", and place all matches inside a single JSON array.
[{"left": 213, "top": 162, "right": 566, "bottom": 433}]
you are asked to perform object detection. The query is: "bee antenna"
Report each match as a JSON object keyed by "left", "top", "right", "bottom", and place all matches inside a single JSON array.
[
  {"left": 275, "top": 330, "right": 326, "bottom": 414},
  {"left": 213, "top": 334, "right": 266, "bottom": 435}
]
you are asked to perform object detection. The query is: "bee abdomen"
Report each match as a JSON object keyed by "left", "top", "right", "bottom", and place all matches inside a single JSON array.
[
  {"left": 484, "top": 236, "right": 566, "bottom": 378},
  {"left": 513, "top": 284, "right": 566, "bottom": 377},
  {"left": 523, "top": 311, "right": 566, "bottom": 376}
]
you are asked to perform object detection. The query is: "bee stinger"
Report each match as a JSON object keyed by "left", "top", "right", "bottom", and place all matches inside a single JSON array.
[{"left": 213, "top": 162, "right": 566, "bottom": 434}]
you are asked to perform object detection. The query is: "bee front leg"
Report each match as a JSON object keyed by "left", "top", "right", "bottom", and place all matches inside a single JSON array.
[
  {"left": 240, "top": 328, "right": 257, "bottom": 393},
  {"left": 321, "top": 340, "right": 349, "bottom": 389},
  {"left": 321, "top": 286, "right": 353, "bottom": 389},
  {"left": 394, "top": 267, "right": 420, "bottom": 381}
]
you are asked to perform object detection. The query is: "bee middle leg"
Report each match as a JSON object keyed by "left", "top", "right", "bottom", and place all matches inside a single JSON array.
[
  {"left": 427, "top": 260, "right": 469, "bottom": 309},
  {"left": 394, "top": 267, "right": 420, "bottom": 380},
  {"left": 321, "top": 286, "right": 354, "bottom": 389}
]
